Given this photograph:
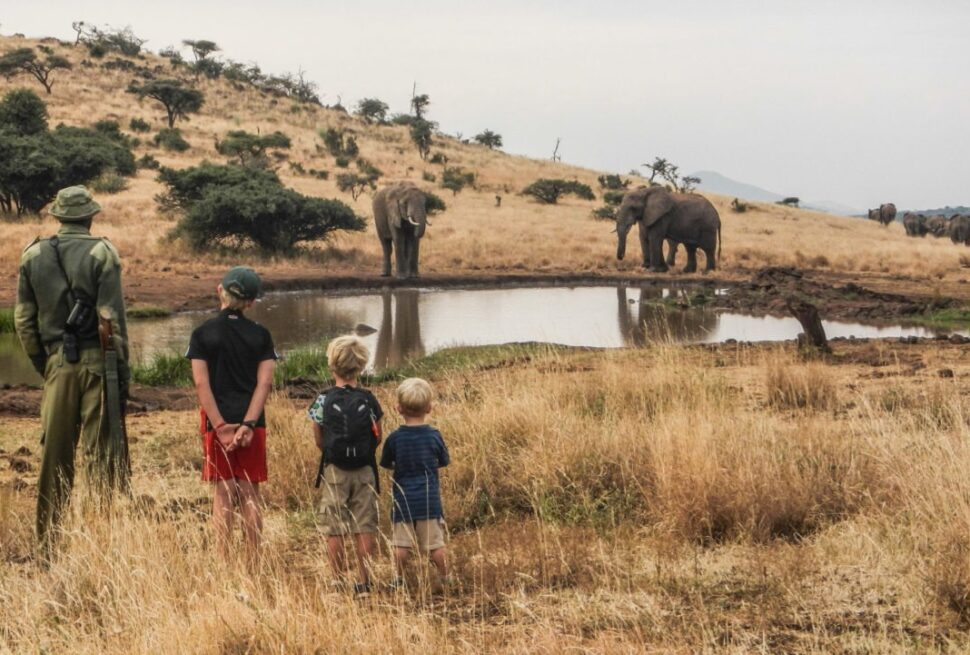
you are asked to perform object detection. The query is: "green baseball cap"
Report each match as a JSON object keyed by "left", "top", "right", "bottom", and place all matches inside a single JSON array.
[
  {"left": 49, "top": 186, "right": 102, "bottom": 221},
  {"left": 222, "top": 266, "right": 262, "bottom": 300}
]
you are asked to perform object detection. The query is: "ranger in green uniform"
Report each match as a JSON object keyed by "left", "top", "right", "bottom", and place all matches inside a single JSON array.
[{"left": 14, "top": 186, "right": 130, "bottom": 555}]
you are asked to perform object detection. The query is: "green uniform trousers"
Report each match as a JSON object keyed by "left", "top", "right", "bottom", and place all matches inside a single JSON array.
[{"left": 36, "top": 346, "right": 106, "bottom": 552}]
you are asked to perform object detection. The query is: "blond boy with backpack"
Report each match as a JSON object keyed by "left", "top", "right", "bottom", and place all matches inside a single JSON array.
[{"left": 307, "top": 336, "right": 383, "bottom": 595}]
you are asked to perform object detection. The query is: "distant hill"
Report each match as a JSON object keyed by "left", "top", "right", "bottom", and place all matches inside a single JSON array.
[
  {"left": 904, "top": 206, "right": 970, "bottom": 218},
  {"left": 690, "top": 170, "right": 862, "bottom": 216}
]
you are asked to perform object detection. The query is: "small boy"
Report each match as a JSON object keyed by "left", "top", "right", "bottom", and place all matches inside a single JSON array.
[
  {"left": 186, "top": 267, "right": 276, "bottom": 561},
  {"left": 307, "top": 335, "right": 383, "bottom": 595},
  {"left": 380, "top": 377, "right": 450, "bottom": 591}
]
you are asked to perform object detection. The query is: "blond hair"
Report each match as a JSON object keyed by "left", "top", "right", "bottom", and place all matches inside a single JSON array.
[
  {"left": 326, "top": 335, "right": 370, "bottom": 379},
  {"left": 397, "top": 377, "right": 433, "bottom": 416},
  {"left": 218, "top": 285, "right": 250, "bottom": 311}
]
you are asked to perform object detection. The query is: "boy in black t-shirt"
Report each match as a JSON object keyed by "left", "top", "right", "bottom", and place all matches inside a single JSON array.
[{"left": 186, "top": 267, "right": 277, "bottom": 561}]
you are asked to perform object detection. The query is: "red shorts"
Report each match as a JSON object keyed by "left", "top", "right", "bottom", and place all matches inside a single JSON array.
[{"left": 200, "top": 410, "right": 268, "bottom": 483}]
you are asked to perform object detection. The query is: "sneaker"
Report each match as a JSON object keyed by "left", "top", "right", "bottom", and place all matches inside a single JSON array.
[{"left": 353, "top": 582, "right": 371, "bottom": 597}]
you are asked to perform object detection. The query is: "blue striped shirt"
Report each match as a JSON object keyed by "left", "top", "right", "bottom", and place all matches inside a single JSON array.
[{"left": 379, "top": 425, "right": 449, "bottom": 523}]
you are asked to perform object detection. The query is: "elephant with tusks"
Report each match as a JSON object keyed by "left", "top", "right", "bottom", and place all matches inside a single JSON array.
[{"left": 373, "top": 182, "right": 430, "bottom": 278}]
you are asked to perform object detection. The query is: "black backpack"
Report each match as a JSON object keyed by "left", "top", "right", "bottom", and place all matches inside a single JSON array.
[{"left": 319, "top": 386, "right": 380, "bottom": 470}]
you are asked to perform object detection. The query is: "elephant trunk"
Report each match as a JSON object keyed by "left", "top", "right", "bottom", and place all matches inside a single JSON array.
[{"left": 615, "top": 216, "right": 633, "bottom": 261}]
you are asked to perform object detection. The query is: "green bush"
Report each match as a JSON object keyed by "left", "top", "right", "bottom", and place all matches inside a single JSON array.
[
  {"left": 156, "top": 162, "right": 280, "bottom": 213},
  {"left": 0, "top": 97, "right": 136, "bottom": 215},
  {"left": 309, "top": 169, "right": 329, "bottom": 180},
  {"left": 127, "top": 79, "right": 204, "bottom": 128},
  {"left": 522, "top": 178, "right": 595, "bottom": 204},
  {"left": 731, "top": 198, "right": 749, "bottom": 213},
  {"left": 154, "top": 127, "right": 190, "bottom": 152},
  {"left": 441, "top": 166, "right": 475, "bottom": 195},
  {"left": 137, "top": 154, "right": 160, "bottom": 170},
  {"left": 319, "top": 127, "right": 357, "bottom": 159},
  {"left": 335, "top": 156, "right": 350, "bottom": 168},
  {"left": 597, "top": 174, "right": 630, "bottom": 190},
  {"left": 354, "top": 98, "right": 389, "bottom": 125},
  {"left": 216, "top": 129, "right": 291, "bottom": 167},
  {"left": 90, "top": 171, "right": 129, "bottom": 194},
  {"left": 591, "top": 206, "right": 616, "bottom": 220},
  {"left": 0, "top": 89, "right": 48, "bottom": 135},
  {"left": 425, "top": 190, "right": 447, "bottom": 215},
  {"left": 429, "top": 152, "right": 447, "bottom": 165},
  {"left": 422, "top": 171, "right": 436, "bottom": 182},
  {"left": 410, "top": 118, "right": 435, "bottom": 159},
  {"left": 603, "top": 190, "right": 626, "bottom": 206},
  {"left": 131, "top": 352, "right": 192, "bottom": 387},
  {"left": 473, "top": 129, "right": 502, "bottom": 149},
  {"left": 161, "top": 163, "right": 365, "bottom": 253},
  {"left": 389, "top": 113, "right": 415, "bottom": 127},
  {"left": 129, "top": 117, "right": 151, "bottom": 133},
  {"left": 0, "top": 307, "right": 14, "bottom": 333}
]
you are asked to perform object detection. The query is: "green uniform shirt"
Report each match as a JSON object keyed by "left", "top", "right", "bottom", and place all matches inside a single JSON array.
[{"left": 14, "top": 223, "right": 129, "bottom": 371}]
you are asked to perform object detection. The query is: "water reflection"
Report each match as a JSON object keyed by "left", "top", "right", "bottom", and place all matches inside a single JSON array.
[
  {"left": 616, "top": 287, "right": 719, "bottom": 346},
  {"left": 373, "top": 289, "right": 425, "bottom": 369}
]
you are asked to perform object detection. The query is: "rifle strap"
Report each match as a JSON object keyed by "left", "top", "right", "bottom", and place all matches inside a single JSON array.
[{"left": 48, "top": 236, "right": 78, "bottom": 307}]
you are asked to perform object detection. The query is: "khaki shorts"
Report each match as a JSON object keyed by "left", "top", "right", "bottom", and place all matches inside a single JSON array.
[
  {"left": 391, "top": 519, "right": 447, "bottom": 552},
  {"left": 319, "top": 465, "right": 378, "bottom": 536}
]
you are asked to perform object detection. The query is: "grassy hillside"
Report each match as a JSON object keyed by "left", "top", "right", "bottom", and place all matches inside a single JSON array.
[{"left": 2, "top": 34, "right": 969, "bottom": 308}]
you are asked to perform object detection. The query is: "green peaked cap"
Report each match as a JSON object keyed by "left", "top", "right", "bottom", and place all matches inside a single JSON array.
[
  {"left": 48, "top": 186, "right": 102, "bottom": 221},
  {"left": 222, "top": 266, "right": 262, "bottom": 301}
]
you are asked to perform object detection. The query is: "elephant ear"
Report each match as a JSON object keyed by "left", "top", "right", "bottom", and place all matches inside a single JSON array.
[
  {"left": 643, "top": 188, "right": 675, "bottom": 227},
  {"left": 386, "top": 186, "right": 406, "bottom": 229}
]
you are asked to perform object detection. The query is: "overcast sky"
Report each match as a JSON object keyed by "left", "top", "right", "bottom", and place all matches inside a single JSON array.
[{"left": 5, "top": 1, "right": 968, "bottom": 209}]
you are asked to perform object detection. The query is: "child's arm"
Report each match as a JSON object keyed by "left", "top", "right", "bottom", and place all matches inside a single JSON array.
[
  {"left": 190, "top": 359, "right": 237, "bottom": 448},
  {"left": 436, "top": 432, "right": 450, "bottom": 468},
  {"left": 236, "top": 358, "right": 275, "bottom": 447},
  {"left": 379, "top": 435, "right": 395, "bottom": 469}
]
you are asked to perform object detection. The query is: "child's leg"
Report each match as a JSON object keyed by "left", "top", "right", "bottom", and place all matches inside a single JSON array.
[
  {"left": 212, "top": 480, "right": 237, "bottom": 555},
  {"left": 394, "top": 546, "right": 411, "bottom": 577},
  {"left": 429, "top": 546, "right": 448, "bottom": 579},
  {"left": 353, "top": 532, "right": 376, "bottom": 584},
  {"left": 327, "top": 536, "right": 345, "bottom": 579},
  {"left": 236, "top": 480, "right": 262, "bottom": 562}
]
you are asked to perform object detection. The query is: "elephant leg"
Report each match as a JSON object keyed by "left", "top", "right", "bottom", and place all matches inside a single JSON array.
[
  {"left": 380, "top": 238, "right": 393, "bottom": 277},
  {"left": 648, "top": 230, "right": 668, "bottom": 273},
  {"left": 703, "top": 244, "right": 717, "bottom": 271},
  {"left": 392, "top": 232, "right": 408, "bottom": 278},
  {"left": 409, "top": 237, "right": 421, "bottom": 278},
  {"left": 666, "top": 240, "right": 678, "bottom": 268},
  {"left": 638, "top": 224, "right": 650, "bottom": 268},
  {"left": 683, "top": 247, "right": 698, "bottom": 273}
]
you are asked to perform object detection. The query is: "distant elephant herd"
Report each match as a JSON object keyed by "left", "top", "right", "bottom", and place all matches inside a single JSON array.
[{"left": 902, "top": 211, "right": 970, "bottom": 246}]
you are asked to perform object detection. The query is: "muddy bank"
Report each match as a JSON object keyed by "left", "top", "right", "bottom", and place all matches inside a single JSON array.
[{"left": 0, "top": 384, "right": 196, "bottom": 417}]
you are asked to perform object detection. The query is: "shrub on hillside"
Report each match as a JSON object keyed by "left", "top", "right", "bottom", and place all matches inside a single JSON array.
[
  {"left": 153, "top": 127, "right": 190, "bottom": 152},
  {"left": 319, "top": 127, "right": 357, "bottom": 158},
  {"left": 429, "top": 152, "right": 448, "bottom": 165},
  {"left": 591, "top": 206, "right": 616, "bottom": 220},
  {"left": 410, "top": 118, "right": 435, "bottom": 159},
  {"left": 473, "top": 129, "right": 502, "bottom": 149},
  {"left": 731, "top": 198, "right": 749, "bottom": 213},
  {"left": 156, "top": 162, "right": 281, "bottom": 213},
  {"left": 129, "top": 117, "right": 151, "bottom": 133},
  {"left": 603, "top": 190, "right": 626, "bottom": 206},
  {"left": 167, "top": 172, "right": 365, "bottom": 253},
  {"left": 441, "top": 166, "right": 475, "bottom": 195},
  {"left": 522, "top": 179, "right": 595, "bottom": 204},
  {"left": 90, "top": 171, "right": 129, "bottom": 194},
  {"left": 216, "top": 130, "right": 291, "bottom": 167},
  {"left": 335, "top": 158, "right": 382, "bottom": 200},
  {"left": 422, "top": 171, "right": 436, "bottom": 183},
  {"left": 0, "top": 88, "right": 48, "bottom": 135},
  {"left": 597, "top": 174, "right": 630, "bottom": 190},
  {"left": 0, "top": 92, "right": 135, "bottom": 215},
  {"left": 354, "top": 98, "right": 389, "bottom": 125},
  {"left": 389, "top": 113, "right": 415, "bottom": 127},
  {"left": 137, "top": 154, "right": 160, "bottom": 170},
  {"left": 425, "top": 190, "right": 447, "bottom": 215}
]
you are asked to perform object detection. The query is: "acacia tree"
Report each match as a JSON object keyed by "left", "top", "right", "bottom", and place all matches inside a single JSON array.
[
  {"left": 182, "top": 39, "right": 220, "bottom": 62},
  {"left": 473, "top": 129, "right": 502, "bottom": 149},
  {"left": 410, "top": 119, "right": 435, "bottom": 159},
  {"left": 127, "top": 79, "right": 204, "bottom": 128},
  {"left": 0, "top": 47, "right": 72, "bottom": 94},
  {"left": 354, "top": 97, "right": 389, "bottom": 124},
  {"left": 411, "top": 93, "right": 430, "bottom": 119},
  {"left": 216, "top": 130, "right": 291, "bottom": 167},
  {"left": 643, "top": 156, "right": 670, "bottom": 183}
]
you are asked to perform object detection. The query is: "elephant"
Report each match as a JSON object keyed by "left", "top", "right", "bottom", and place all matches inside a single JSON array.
[
  {"left": 926, "top": 214, "right": 950, "bottom": 237},
  {"left": 903, "top": 212, "right": 927, "bottom": 237},
  {"left": 948, "top": 215, "right": 970, "bottom": 246},
  {"left": 615, "top": 186, "right": 721, "bottom": 273},
  {"left": 373, "top": 182, "right": 429, "bottom": 278},
  {"left": 867, "top": 203, "right": 896, "bottom": 226}
]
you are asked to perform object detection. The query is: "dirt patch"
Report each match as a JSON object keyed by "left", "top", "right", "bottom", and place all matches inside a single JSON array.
[
  {"left": 715, "top": 266, "right": 950, "bottom": 322},
  {"left": 0, "top": 384, "right": 195, "bottom": 417}
]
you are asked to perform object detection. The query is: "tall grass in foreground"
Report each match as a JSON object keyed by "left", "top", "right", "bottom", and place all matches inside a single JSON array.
[
  {"left": 0, "top": 307, "right": 14, "bottom": 333},
  {"left": 4, "top": 344, "right": 970, "bottom": 651}
]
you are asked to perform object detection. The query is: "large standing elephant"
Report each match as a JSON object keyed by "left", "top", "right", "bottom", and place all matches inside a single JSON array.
[
  {"left": 867, "top": 203, "right": 896, "bottom": 226},
  {"left": 903, "top": 212, "right": 927, "bottom": 237},
  {"left": 948, "top": 215, "right": 970, "bottom": 246},
  {"left": 927, "top": 214, "right": 950, "bottom": 237},
  {"left": 373, "top": 182, "right": 429, "bottom": 278},
  {"left": 615, "top": 186, "right": 721, "bottom": 273}
]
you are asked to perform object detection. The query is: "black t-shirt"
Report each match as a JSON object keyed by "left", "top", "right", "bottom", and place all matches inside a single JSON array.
[{"left": 185, "top": 309, "right": 277, "bottom": 427}]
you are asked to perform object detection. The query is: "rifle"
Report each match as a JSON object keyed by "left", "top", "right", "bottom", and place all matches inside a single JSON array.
[{"left": 99, "top": 315, "right": 131, "bottom": 493}]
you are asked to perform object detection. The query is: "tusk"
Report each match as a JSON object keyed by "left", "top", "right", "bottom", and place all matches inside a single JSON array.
[{"left": 406, "top": 216, "right": 420, "bottom": 226}]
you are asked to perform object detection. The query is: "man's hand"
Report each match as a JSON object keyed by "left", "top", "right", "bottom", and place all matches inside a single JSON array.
[
  {"left": 232, "top": 425, "right": 254, "bottom": 450},
  {"left": 215, "top": 423, "right": 239, "bottom": 449}
]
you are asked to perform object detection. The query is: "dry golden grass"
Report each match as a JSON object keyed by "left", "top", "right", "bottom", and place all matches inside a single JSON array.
[
  {"left": 4, "top": 343, "right": 970, "bottom": 651},
  {"left": 2, "top": 34, "right": 969, "bottom": 304}
]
